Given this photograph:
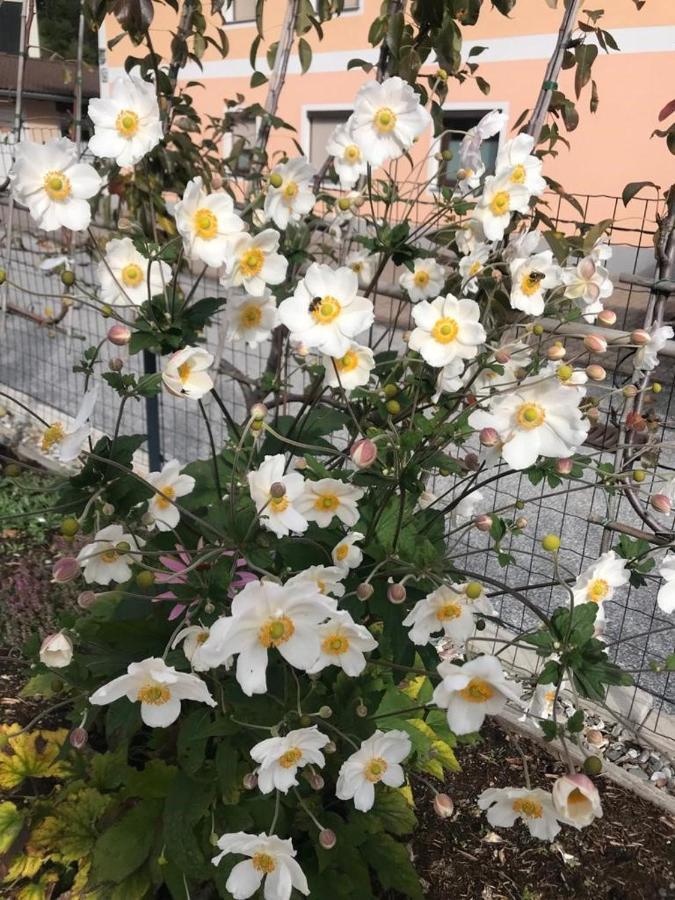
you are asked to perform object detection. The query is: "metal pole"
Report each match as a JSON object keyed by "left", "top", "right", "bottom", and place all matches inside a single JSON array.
[
  {"left": 74, "top": 0, "right": 85, "bottom": 152},
  {"left": 143, "top": 350, "right": 162, "bottom": 470}
]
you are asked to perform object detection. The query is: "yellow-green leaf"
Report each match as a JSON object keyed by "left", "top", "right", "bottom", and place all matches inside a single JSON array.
[{"left": 0, "top": 800, "right": 24, "bottom": 853}]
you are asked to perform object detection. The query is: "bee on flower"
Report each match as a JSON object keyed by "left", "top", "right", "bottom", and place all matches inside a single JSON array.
[
  {"left": 162, "top": 346, "right": 214, "bottom": 400},
  {"left": 509, "top": 251, "right": 561, "bottom": 316}
]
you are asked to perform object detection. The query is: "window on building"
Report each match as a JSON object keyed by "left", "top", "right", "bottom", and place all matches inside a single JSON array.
[
  {"left": 224, "top": 111, "right": 258, "bottom": 175},
  {"left": 437, "top": 109, "right": 503, "bottom": 190},
  {"left": 341, "top": 0, "right": 361, "bottom": 10},
  {"left": 307, "top": 109, "right": 350, "bottom": 170},
  {"left": 230, "top": 0, "right": 256, "bottom": 23},
  {"left": 0, "top": 2, "right": 22, "bottom": 54}
]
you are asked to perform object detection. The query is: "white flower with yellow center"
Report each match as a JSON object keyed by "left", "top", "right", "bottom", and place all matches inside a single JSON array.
[
  {"left": 296, "top": 477, "right": 364, "bottom": 527},
  {"left": 225, "top": 229, "right": 288, "bottom": 297},
  {"left": 572, "top": 551, "right": 629, "bottom": 610},
  {"left": 40, "top": 384, "right": 98, "bottom": 463},
  {"left": 657, "top": 554, "right": 675, "bottom": 614},
  {"left": 455, "top": 160, "right": 485, "bottom": 196},
  {"left": 250, "top": 726, "right": 330, "bottom": 794},
  {"left": 433, "top": 655, "right": 522, "bottom": 735},
  {"left": 327, "top": 122, "right": 368, "bottom": 188},
  {"left": 10, "top": 137, "right": 102, "bottom": 231},
  {"left": 76, "top": 524, "right": 143, "bottom": 585},
  {"left": 286, "top": 565, "right": 346, "bottom": 598},
  {"left": 97, "top": 237, "right": 171, "bottom": 307},
  {"left": 552, "top": 774, "right": 603, "bottom": 829},
  {"left": 171, "top": 624, "right": 214, "bottom": 672},
  {"left": 509, "top": 250, "right": 561, "bottom": 316},
  {"left": 89, "top": 656, "right": 215, "bottom": 728},
  {"left": 198, "top": 579, "right": 336, "bottom": 696},
  {"left": 322, "top": 341, "right": 374, "bottom": 392},
  {"left": 458, "top": 244, "right": 491, "bottom": 295},
  {"left": 468, "top": 374, "right": 589, "bottom": 470},
  {"left": 561, "top": 256, "right": 613, "bottom": 308},
  {"left": 174, "top": 176, "right": 245, "bottom": 268},
  {"left": 88, "top": 71, "right": 162, "bottom": 166},
  {"left": 403, "top": 584, "right": 476, "bottom": 647},
  {"left": 495, "top": 134, "right": 546, "bottom": 197},
  {"left": 223, "top": 289, "right": 280, "bottom": 348},
  {"left": 212, "top": 833, "right": 309, "bottom": 900},
  {"left": 162, "top": 345, "right": 214, "bottom": 400},
  {"left": 332, "top": 531, "right": 364, "bottom": 571},
  {"left": 527, "top": 681, "right": 564, "bottom": 723},
  {"left": 399, "top": 257, "right": 447, "bottom": 303},
  {"left": 350, "top": 76, "right": 432, "bottom": 168},
  {"left": 478, "top": 787, "right": 561, "bottom": 841},
  {"left": 409, "top": 294, "right": 486, "bottom": 368},
  {"left": 247, "top": 454, "right": 308, "bottom": 538},
  {"left": 309, "top": 610, "right": 378, "bottom": 676},
  {"left": 475, "top": 174, "right": 531, "bottom": 242},
  {"left": 336, "top": 729, "right": 411, "bottom": 812},
  {"left": 146, "top": 459, "right": 195, "bottom": 531},
  {"left": 278, "top": 262, "right": 374, "bottom": 357},
  {"left": 634, "top": 324, "right": 674, "bottom": 372},
  {"left": 264, "top": 157, "right": 316, "bottom": 229},
  {"left": 345, "top": 250, "right": 376, "bottom": 288}
]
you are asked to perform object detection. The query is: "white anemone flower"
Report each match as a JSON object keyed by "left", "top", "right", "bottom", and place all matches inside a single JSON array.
[
  {"left": 97, "top": 237, "right": 171, "bottom": 307},
  {"left": 250, "top": 726, "right": 330, "bottom": 794},
  {"left": 409, "top": 294, "right": 486, "bottom": 367},
  {"left": 495, "top": 134, "right": 547, "bottom": 197},
  {"left": 278, "top": 262, "right": 374, "bottom": 357},
  {"left": 403, "top": 585, "right": 476, "bottom": 646},
  {"left": 146, "top": 459, "right": 195, "bottom": 531},
  {"left": 40, "top": 384, "right": 98, "bottom": 462},
  {"left": 198, "top": 579, "right": 336, "bottom": 696},
  {"left": 350, "top": 76, "right": 431, "bottom": 167},
  {"left": 223, "top": 290, "right": 280, "bottom": 347},
  {"left": 458, "top": 109, "right": 507, "bottom": 172},
  {"left": 504, "top": 228, "right": 542, "bottom": 263},
  {"left": 332, "top": 531, "right": 364, "bottom": 571},
  {"left": 308, "top": 610, "right": 378, "bottom": 676},
  {"left": 162, "top": 346, "right": 214, "bottom": 400},
  {"left": 478, "top": 787, "right": 561, "bottom": 841},
  {"left": 572, "top": 550, "right": 629, "bottom": 608},
  {"left": 322, "top": 342, "right": 375, "bottom": 392},
  {"left": 468, "top": 374, "right": 589, "bottom": 470},
  {"left": 225, "top": 229, "right": 288, "bottom": 297},
  {"left": 88, "top": 71, "right": 162, "bottom": 166},
  {"left": 455, "top": 160, "right": 485, "bottom": 196},
  {"left": 39, "top": 633, "right": 73, "bottom": 669},
  {"left": 212, "top": 833, "right": 309, "bottom": 900},
  {"left": 286, "top": 565, "right": 346, "bottom": 599},
  {"left": 174, "top": 177, "right": 245, "bottom": 268},
  {"left": 458, "top": 244, "right": 491, "bottom": 295},
  {"left": 345, "top": 250, "right": 377, "bottom": 288},
  {"left": 89, "top": 657, "right": 216, "bottom": 728},
  {"left": 10, "top": 137, "right": 102, "bottom": 231},
  {"left": 327, "top": 123, "right": 368, "bottom": 188},
  {"left": 247, "top": 454, "right": 308, "bottom": 537},
  {"left": 399, "top": 258, "right": 447, "bottom": 302},
  {"left": 634, "top": 324, "right": 674, "bottom": 372},
  {"left": 264, "top": 157, "right": 316, "bottom": 229},
  {"left": 474, "top": 174, "right": 531, "bottom": 242},
  {"left": 509, "top": 250, "right": 561, "bottom": 316},
  {"left": 552, "top": 774, "right": 603, "bottom": 829},
  {"left": 544, "top": 360, "right": 588, "bottom": 392},
  {"left": 432, "top": 655, "right": 522, "bottom": 735},
  {"left": 657, "top": 554, "right": 675, "bottom": 614},
  {"left": 561, "top": 256, "right": 613, "bottom": 310},
  {"left": 296, "top": 477, "right": 364, "bottom": 527},
  {"left": 432, "top": 357, "right": 465, "bottom": 402},
  {"left": 336, "top": 729, "right": 411, "bottom": 812},
  {"left": 77, "top": 524, "right": 143, "bottom": 585},
  {"left": 171, "top": 625, "right": 213, "bottom": 672},
  {"left": 456, "top": 220, "right": 485, "bottom": 256}
]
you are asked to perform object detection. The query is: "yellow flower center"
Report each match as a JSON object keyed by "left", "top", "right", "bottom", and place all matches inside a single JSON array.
[
  {"left": 252, "top": 852, "right": 276, "bottom": 874},
  {"left": 364, "top": 756, "right": 389, "bottom": 782},
  {"left": 311, "top": 296, "right": 341, "bottom": 324},
  {"left": 116, "top": 109, "right": 140, "bottom": 138},
  {"left": 515, "top": 402, "right": 546, "bottom": 430},
  {"left": 512, "top": 797, "right": 543, "bottom": 818},
  {"left": 196, "top": 632, "right": 209, "bottom": 645},
  {"left": 100, "top": 547, "right": 120, "bottom": 563},
  {"left": 278, "top": 747, "right": 303, "bottom": 768},
  {"left": 137, "top": 682, "right": 171, "bottom": 705},
  {"left": 350, "top": 261, "right": 363, "bottom": 273},
  {"left": 374, "top": 107, "right": 397, "bottom": 133},
  {"left": 41, "top": 422, "right": 65, "bottom": 450},
  {"left": 336, "top": 350, "right": 359, "bottom": 372},
  {"left": 155, "top": 484, "right": 176, "bottom": 510},
  {"left": 259, "top": 615, "right": 295, "bottom": 648},
  {"left": 431, "top": 316, "right": 459, "bottom": 344},
  {"left": 469, "top": 261, "right": 482, "bottom": 277},
  {"left": 121, "top": 263, "right": 144, "bottom": 287},
  {"left": 489, "top": 190, "right": 510, "bottom": 216},
  {"left": 520, "top": 271, "right": 544, "bottom": 296},
  {"left": 321, "top": 633, "right": 350, "bottom": 655},
  {"left": 335, "top": 544, "right": 349, "bottom": 561},
  {"left": 177, "top": 360, "right": 193, "bottom": 383},
  {"left": 315, "top": 493, "right": 340, "bottom": 512},
  {"left": 282, "top": 180, "right": 299, "bottom": 201},
  {"left": 194, "top": 208, "right": 218, "bottom": 240},
  {"left": 587, "top": 578, "right": 610, "bottom": 603},
  {"left": 414, "top": 269, "right": 430, "bottom": 287},
  {"left": 510, "top": 164, "right": 527, "bottom": 184},
  {"left": 345, "top": 144, "right": 361, "bottom": 162},
  {"left": 458, "top": 677, "right": 495, "bottom": 704},
  {"left": 568, "top": 788, "right": 590, "bottom": 808},
  {"left": 43, "top": 171, "right": 71, "bottom": 202},
  {"left": 268, "top": 494, "right": 289, "bottom": 512},
  {"left": 240, "top": 247, "right": 265, "bottom": 278},
  {"left": 436, "top": 601, "right": 462, "bottom": 622},
  {"left": 239, "top": 303, "right": 263, "bottom": 328}
]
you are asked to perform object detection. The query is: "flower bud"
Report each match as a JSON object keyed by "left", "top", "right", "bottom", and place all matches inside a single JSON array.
[
  {"left": 324, "top": 741, "right": 337, "bottom": 754},
  {"left": 107, "top": 324, "right": 131, "bottom": 346},
  {"left": 60, "top": 516, "right": 80, "bottom": 537},
  {"left": 101, "top": 304, "right": 113, "bottom": 318},
  {"left": 69, "top": 727, "right": 88, "bottom": 750},
  {"left": 464, "top": 452, "right": 480, "bottom": 471},
  {"left": 211, "top": 173, "right": 223, "bottom": 190},
  {"left": 650, "top": 493, "right": 672, "bottom": 514},
  {"left": 433, "top": 793, "right": 454, "bottom": 819},
  {"left": 387, "top": 583, "right": 407, "bottom": 604},
  {"left": 318, "top": 705, "right": 332, "bottom": 719},
  {"left": 269, "top": 172, "right": 283, "bottom": 188},
  {"left": 585, "top": 364, "right": 606, "bottom": 381},
  {"left": 631, "top": 329, "right": 650, "bottom": 346},
  {"left": 622, "top": 384, "right": 638, "bottom": 398},
  {"left": 474, "top": 514, "right": 492, "bottom": 532},
  {"left": 494, "top": 350, "right": 511, "bottom": 364},
  {"left": 515, "top": 516, "right": 528, "bottom": 529},
  {"left": 355, "top": 703, "right": 368, "bottom": 717},
  {"left": 307, "top": 771, "right": 324, "bottom": 790},
  {"left": 77, "top": 590, "right": 97, "bottom": 609},
  {"left": 337, "top": 196, "right": 352, "bottom": 211},
  {"left": 479, "top": 427, "right": 499, "bottom": 447},
  {"left": 547, "top": 344, "right": 566, "bottom": 361},
  {"left": 552, "top": 773, "right": 602, "bottom": 828},
  {"left": 109, "top": 357, "right": 124, "bottom": 372},
  {"left": 243, "top": 772, "right": 258, "bottom": 790},
  {"left": 0, "top": 268, "right": 6, "bottom": 285},
  {"left": 583, "top": 334, "right": 607, "bottom": 354},
  {"left": 541, "top": 533, "right": 561, "bottom": 552},
  {"left": 385, "top": 399, "right": 401, "bottom": 415},
  {"left": 250, "top": 403, "right": 268, "bottom": 421},
  {"left": 436, "top": 68, "right": 448, "bottom": 81},
  {"left": 136, "top": 570, "right": 155, "bottom": 589},
  {"left": 464, "top": 582, "right": 483, "bottom": 600},
  {"left": 583, "top": 755, "right": 603, "bottom": 776},
  {"left": 269, "top": 482, "right": 286, "bottom": 500},
  {"left": 532, "top": 324, "right": 544, "bottom": 336},
  {"left": 597, "top": 309, "right": 616, "bottom": 326},
  {"left": 351, "top": 438, "right": 378, "bottom": 469},
  {"left": 356, "top": 582, "right": 374, "bottom": 601},
  {"left": 319, "top": 829, "right": 337, "bottom": 850},
  {"left": 39, "top": 632, "right": 73, "bottom": 668},
  {"left": 116, "top": 541, "right": 131, "bottom": 553},
  {"left": 52, "top": 557, "right": 80, "bottom": 583},
  {"left": 556, "top": 458, "right": 573, "bottom": 475},
  {"left": 586, "top": 406, "right": 599, "bottom": 422},
  {"left": 61, "top": 270, "right": 75, "bottom": 286},
  {"left": 632, "top": 469, "right": 646, "bottom": 483},
  {"left": 652, "top": 381, "right": 662, "bottom": 394}
]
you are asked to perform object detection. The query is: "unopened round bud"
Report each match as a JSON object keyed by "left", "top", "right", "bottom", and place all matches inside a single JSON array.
[
  {"left": 356, "top": 703, "right": 368, "bottom": 717},
  {"left": 597, "top": 309, "right": 616, "bottom": 326},
  {"left": 324, "top": 741, "right": 337, "bottom": 754},
  {"left": 464, "top": 582, "right": 482, "bottom": 600},
  {"left": 479, "top": 427, "right": 499, "bottom": 447},
  {"left": 61, "top": 270, "right": 75, "bottom": 286},
  {"left": 136, "top": 570, "right": 155, "bottom": 589},
  {"left": 385, "top": 399, "right": 401, "bottom": 415},
  {"left": 52, "top": 557, "right": 80, "bottom": 583},
  {"left": 0, "top": 268, "right": 6, "bottom": 285},
  {"left": 318, "top": 705, "right": 332, "bottom": 719},
  {"left": 548, "top": 344, "right": 566, "bottom": 361},
  {"left": 109, "top": 357, "right": 124, "bottom": 372},
  {"left": 351, "top": 438, "right": 378, "bottom": 469},
  {"left": 585, "top": 364, "right": 606, "bottom": 381},
  {"left": 101, "top": 304, "right": 113, "bottom": 318},
  {"left": 436, "top": 68, "right": 448, "bottom": 81},
  {"left": 269, "top": 172, "right": 283, "bottom": 188},
  {"left": 204, "top": 601, "right": 215, "bottom": 614},
  {"left": 433, "top": 793, "right": 454, "bottom": 819},
  {"left": 631, "top": 329, "right": 650, "bottom": 346},
  {"left": 77, "top": 590, "right": 97, "bottom": 609},
  {"left": 586, "top": 406, "right": 599, "bottom": 422},
  {"left": 250, "top": 403, "right": 268, "bottom": 421},
  {"left": 269, "top": 482, "right": 286, "bottom": 500},
  {"left": 515, "top": 516, "right": 528, "bottom": 529},
  {"left": 337, "top": 196, "right": 352, "bottom": 211},
  {"left": 211, "top": 173, "right": 223, "bottom": 190},
  {"left": 583, "top": 755, "right": 603, "bottom": 776},
  {"left": 494, "top": 350, "right": 511, "bottom": 364},
  {"left": 556, "top": 458, "right": 573, "bottom": 475},
  {"left": 650, "top": 493, "right": 672, "bottom": 514},
  {"left": 107, "top": 324, "right": 131, "bottom": 346},
  {"left": 464, "top": 452, "right": 480, "bottom": 471},
  {"left": 116, "top": 541, "right": 131, "bottom": 553},
  {"left": 319, "top": 829, "right": 337, "bottom": 850},
  {"left": 474, "top": 514, "right": 493, "bottom": 532},
  {"left": 441, "top": 149, "right": 453, "bottom": 161},
  {"left": 532, "top": 324, "right": 544, "bottom": 336},
  {"left": 356, "top": 582, "right": 374, "bottom": 601},
  {"left": 632, "top": 469, "right": 646, "bottom": 483},
  {"left": 102, "top": 502, "right": 115, "bottom": 517},
  {"left": 243, "top": 772, "right": 258, "bottom": 790},
  {"left": 623, "top": 384, "right": 638, "bottom": 398},
  {"left": 542, "top": 533, "right": 561, "bottom": 552},
  {"left": 383, "top": 383, "right": 399, "bottom": 399},
  {"left": 584, "top": 334, "right": 607, "bottom": 354},
  {"left": 308, "top": 771, "right": 324, "bottom": 790},
  {"left": 652, "top": 381, "right": 662, "bottom": 393},
  {"left": 60, "top": 516, "right": 80, "bottom": 537},
  {"left": 387, "top": 583, "right": 407, "bottom": 604},
  {"left": 69, "top": 727, "right": 88, "bottom": 749}
]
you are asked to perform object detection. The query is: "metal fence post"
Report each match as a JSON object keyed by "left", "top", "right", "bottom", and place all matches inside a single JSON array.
[{"left": 143, "top": 350, "right": 162, "bottom": 471}]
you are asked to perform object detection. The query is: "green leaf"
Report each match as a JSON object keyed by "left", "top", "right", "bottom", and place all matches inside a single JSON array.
[
  {"left": 298, "top": 37, "right": 312, "bottom": 73},
  {"left": 91, "top": 800, "right": 161, "bottom": 884},
  {"left": 163, "top": 773, "right": 215, "bottom": 879},
  {"left": 567, "top": 709, "right": 585, "bottom": 733},
  {"left": 363, "top": 833, "right": 424, "bottom": 899},
  {"left": 0, "top": 801, "right": 24, "bottom": 854},
  {"left": 622, "top": 180, "right": 659, "bottom": 206},
  {"left": 250, "top": 70, "right": 268, "bottom": 87},
  {"left": 372, "top": 788, "right": 417, "bottom": 836},
  {"left": 574, "top": 43, "right": 598, "bottom": 98}
]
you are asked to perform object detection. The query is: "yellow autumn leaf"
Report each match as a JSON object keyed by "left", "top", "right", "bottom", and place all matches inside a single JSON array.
[
  {"left": 418, "top": 757, "right": 445, "bottom": 780},
  {"left": 0, "top": 725, "right": 70, "bottom": 791},
  {"left": 2, "top": 853, "right": 44, "bottom": 883},
  {"left": 29, "top": 789, "right": 112, "bottom": 863},
  {"left": 401, "top": 675, "right": 427, "bottom": 700},
  {"left": 397, "top": 784, "right": 414, "bottom": 807},
  {"left": 432, "top": 739, "right": 461, "bottom": 773},
  {"left": 406, "top": 717, "right": 435, "bottom": 740}
]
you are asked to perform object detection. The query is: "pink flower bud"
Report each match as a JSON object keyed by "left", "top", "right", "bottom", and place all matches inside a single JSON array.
[
  {"left": 547, "top": 344, "right": 566, "bottom": 361},
  {"left": 324, "top": 741, "right": 337, "bottom": 754},
  {"left": 69, "top": 727, "right": 88, "bottom": 750},
  {"left": 351, "top": 438, "right": 378, "bottom": 469},
  {"left": 464, "top": 452, "right": 480, "bottom": 471},
  {"left": 494, "top": 350, "right": 511, "bottom": 364},
  {"left": 39, "top": 632, "right": 73, "bottom": 668},
  {"left": 107, "top": 324, "right": 131, "bottom": 346},
  {"left": 631, "top": 329, "right": 651, "bottom": 346},
  {"left": 250, "top": 403, "right": 268, "bottom": 421},
  {"left": 515, "top": 516, "right": 528, "bottom": 529},
  {"left": 307, "top": 771, "right": 324, "bottom": 790},
  {"left": 77, "top": 590, "right": 97, "bottom": 609},
  {"left": 597, "top": 309, "right": 616, "bottom": 326},
  {"left": 319, "top": 829, "right": 337, "bottom": 850},
  {"left": 387, "top": 583, "right": 407, "bottom": 604},
  {"left": 474, "top": 514, "right": 493, "bottom": 532},
  {"left": 356, "top": 582, "right": 374, "bottom": 601},
  {"left": 583, "top": 334, "right": 607, "bottom": 354},
  {"left": 52, "top": 557, "right": 80, "bottom": 583},
  {"left": 243, "top": 773, "right": 258, "bottom": 790},
  {"left": 433, "top": 793, "right": 454, "bottom": 819},
  {"left": 552, "top": 773, "right": 602, "bottom": 828},
  {"left": 585, "top": 364, "right": 606, "bottom": 381},
  {"left": 269, "top": 482, "right": 286, "bottom": 499},
  {"left": 556, "top": 458, "right": 573, "bottom": 475},
  {"left": 108, "top": 357, "right": 124, "bottom": 372},
  {"left": 211, "top": 173, "right": 223, "bottom": 190},
  {"left": 650, "top": 493, "right": 672, "bottom": 514},
  {"left": 479, "top": 427, "right": 499, "bottom": 447}
]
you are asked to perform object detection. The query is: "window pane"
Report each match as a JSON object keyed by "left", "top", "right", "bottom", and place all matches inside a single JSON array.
[
  {"left": 342, "top": 0, "right": 360, "bottom": 10},
  {"left": 438, "top": 111, "right": 501, "bottom": 189},
  {"left": 308, "top": 110, "right": 350, "bottom": 169},
  {"left": 232, "top": 0, "right": 256, "bottom": 22}
]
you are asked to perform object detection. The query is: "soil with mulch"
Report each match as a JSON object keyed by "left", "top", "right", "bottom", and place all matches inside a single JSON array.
[{"left": 408, "top": 721, "right": 675, "bottom": 900}]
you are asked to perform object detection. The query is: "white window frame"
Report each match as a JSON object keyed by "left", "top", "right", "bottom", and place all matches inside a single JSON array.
[
  {"left": 223, "top": 0, "right": 258, "bottom": 28},
  {"left": 310, "top": 0, "right": 363, "bottom": 16}
]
